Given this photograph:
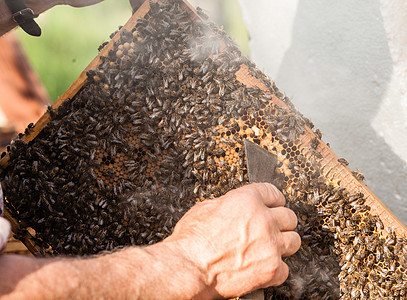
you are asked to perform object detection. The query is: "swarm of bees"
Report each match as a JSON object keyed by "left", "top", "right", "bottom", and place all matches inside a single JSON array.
[{"left": 1, "top": 1, "right": 406, "bottom": 299}]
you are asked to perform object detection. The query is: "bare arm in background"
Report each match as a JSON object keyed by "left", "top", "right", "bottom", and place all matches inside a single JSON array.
[
  {"left": 0, "top": 0, "right": 103, "bottom": 36},
  {"left": 0, "top": 183, "right": 301, "bottom": 299}
]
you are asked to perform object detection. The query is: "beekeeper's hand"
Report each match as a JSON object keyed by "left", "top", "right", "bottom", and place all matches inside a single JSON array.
[
  {"left": 164, "top": 183, "right": 301, "bottom": 298},
  {"left": 0, "top": 183, "right": 300, "bottom": 299}
]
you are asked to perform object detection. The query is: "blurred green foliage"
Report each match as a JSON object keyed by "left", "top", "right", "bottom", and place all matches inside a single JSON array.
[
  {"left": 221, "top": 0, "right": 250, "bottom": 56},
  {"left": 17, "top": 1, "right": 132, "bottom": 102},
  {"left": 17, "top": 0, "right": 249, "bottom": 102}
]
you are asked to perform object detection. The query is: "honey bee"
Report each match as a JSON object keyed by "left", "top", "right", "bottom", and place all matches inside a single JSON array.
[
  {"left": 337, "top": 158, "right": 349, "bottom": 166},
  {"left": 352, "top": 170, "right": 365, "bottom": 181}
]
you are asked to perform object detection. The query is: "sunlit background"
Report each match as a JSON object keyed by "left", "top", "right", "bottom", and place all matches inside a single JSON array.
[{"left": 16, "top": 0, "right": 249, "bottom": 102}]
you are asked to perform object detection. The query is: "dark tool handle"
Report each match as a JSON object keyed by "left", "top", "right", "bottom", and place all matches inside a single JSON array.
[{"left": 5, "top": 0, "right": 41, "bottom": 36}]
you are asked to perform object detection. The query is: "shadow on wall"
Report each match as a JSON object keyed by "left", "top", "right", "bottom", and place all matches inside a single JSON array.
[{"left": 275, "top": 0, "right": 407, "bottom": 223}]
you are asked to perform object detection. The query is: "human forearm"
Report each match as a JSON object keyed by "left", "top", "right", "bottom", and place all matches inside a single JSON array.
[
  {"left": 0, "top": 241, "right": 210, "bottom": 300},
  {"left": 0, "top": 0, "right": 104, "bottom": 36},
  {"left": 0, "top": 0, "right": 57, "bottom": 36},
  {"left": 86, "top": 241, "right": 212, "bottom": 300},
  {"left": 0, "top": 254, "right": 80, "bottom": 299}
]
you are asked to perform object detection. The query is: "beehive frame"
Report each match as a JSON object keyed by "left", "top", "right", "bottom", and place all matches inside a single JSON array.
[
  {"left": 0, "top": 0, "right": 407, "bottom": 298},
  {"left": 1, "top": 0, "right": 405, "bottom": 256}
]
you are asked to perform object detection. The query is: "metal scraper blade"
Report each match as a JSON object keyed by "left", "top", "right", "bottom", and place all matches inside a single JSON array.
[
  {"left": 241, "top": 139, "right": 279, "bottom": 300},
  {"left": 244, "top": 139, "right": 278, "bottom": 184}
]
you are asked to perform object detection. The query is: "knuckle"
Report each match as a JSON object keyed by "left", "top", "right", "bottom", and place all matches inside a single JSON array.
[
  {"left": 228, "top": 188, "right": 258, "bottom": 204},
  {"left": 284, "top": 206, "right": 295, "bottom": 216},
  {"left": 241, "top": 192, "right": 258, "bottom": 205},
  {"left": 265, "top": 267, "right": 277, "bottom": 282},
  {"left": 272, "top": 187, "right": 286, "bottom": 205},
  {"left": 265, "top": 257, "right": 280, "bottom": 280},
  {"left": 275, "top": 271, "right": 288, "bottom": 286}
]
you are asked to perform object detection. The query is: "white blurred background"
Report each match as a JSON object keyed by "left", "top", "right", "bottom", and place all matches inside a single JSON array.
[{"left": 238, "top": 0, "right": 407, "bottom": 224}]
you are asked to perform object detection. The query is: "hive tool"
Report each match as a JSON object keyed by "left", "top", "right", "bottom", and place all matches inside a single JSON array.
[{"left": 240, "top": 139, "right": 279, "bottom": 300}]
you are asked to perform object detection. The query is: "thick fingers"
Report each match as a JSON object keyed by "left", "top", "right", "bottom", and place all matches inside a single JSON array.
[
  {"left": 229, "top": 183, "right": 285, "bottom": 208},
  {"left": 280, "top": 231, "right": 301, "bottom": 257},
  {"left": 253, "top": 183, "right": 285, "bottom": 208},
  {"left": 268, "top": 207, "right": 298, "bottom": 231}
]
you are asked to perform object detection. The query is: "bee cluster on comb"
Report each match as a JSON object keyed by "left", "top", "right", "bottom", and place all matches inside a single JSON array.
[{"left": 1, "top": 0, "right": 406, "bottom": 299}]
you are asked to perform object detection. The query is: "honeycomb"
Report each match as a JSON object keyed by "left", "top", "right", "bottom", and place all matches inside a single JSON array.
[{"left": 1, "top": 0, "right": 406, "bottom": 299}]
